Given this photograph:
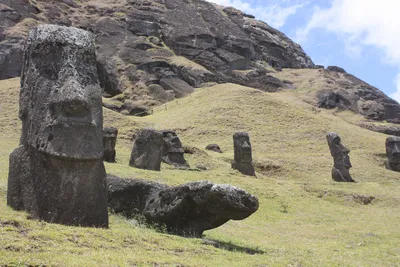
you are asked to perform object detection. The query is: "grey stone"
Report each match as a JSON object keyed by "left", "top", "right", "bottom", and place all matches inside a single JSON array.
[
  {"left": 103, "top": 127, "right": 118, "bottom": 163},
  {"left": 107, "top": 174, "right": 259, "bottom": 237},
  {"left": 129, "top": 129, "right": 164, "bottom": 171},
  {"left": 232, "top": 132, "right": 255, "bottom": 176},
  {"left": 205, "top": 144, "right": 223, "bottom": 153},
  {"left": 326, "top": 132, "right": 355, "bottom": 182},
  {"left": 7, "top": 24, "right": 108, "bottom": 227},
  {"left": 327, "top": 66, "right": 346, "bottom": 73},
  {"left": 161, "top": 130, "right": 190, "bottom": 169},
  {"left": 385, "top": 136, "right": 400, "bottom": 172}
]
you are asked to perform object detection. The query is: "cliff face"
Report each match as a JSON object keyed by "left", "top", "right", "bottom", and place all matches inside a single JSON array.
[
  {"left": 0, "top": 0, "right": 313, "bottom": 114},
  {"left": 0, "top": 0, "right": 399, "bottom": 124}
]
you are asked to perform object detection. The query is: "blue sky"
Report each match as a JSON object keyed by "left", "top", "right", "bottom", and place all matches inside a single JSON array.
[{"left": 208, "top": 0, "right": 400, "bottom": 102}]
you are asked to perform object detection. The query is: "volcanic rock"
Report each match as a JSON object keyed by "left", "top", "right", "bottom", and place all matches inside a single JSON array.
[{"left": 107, "top": 174, "right": 259, "bottom": 237}]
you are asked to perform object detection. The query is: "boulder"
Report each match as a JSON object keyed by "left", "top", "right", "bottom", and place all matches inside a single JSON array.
[
  {"left": 327, "top": 66, "right": 346, "bottom": 73},
  {"left": 205, "top": 144, "right": 223, "bottom": 153},
  {"left": 107, "top": 174, "right": 259, "bottom": 237},
  {"left": 7, "top": 25, "right": 108, "bottom": 227}
]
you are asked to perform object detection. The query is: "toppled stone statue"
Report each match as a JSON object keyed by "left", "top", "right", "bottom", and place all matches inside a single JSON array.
[
  {"left": 129, "top": 128, "right": 164, "bottom": 171},
  {"left": 7, "top": 24, "right": 108, "bottom": 227},
  {"left": 103, "top": 127, "right": 118, "bottom": 163},
  {"left": 161, "top": 130, "right": 189, "bottom": 169},
  {"left": 232, "top": 132, "right": 255, "bottom": 176},
  {"left": 205, "top": 144, "right": 223, "bottom": 153},
  {"left": 385, "top": 136, "right": 400, "bottom": 171},
  {"left": 107, "top": 175, "right": 259, "bottom": 237},
  {"left": 326, "top": 132, "right": 355, "bottom": 182}
]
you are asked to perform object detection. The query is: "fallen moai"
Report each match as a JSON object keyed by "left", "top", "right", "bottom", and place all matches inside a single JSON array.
[{"left": 108, "top": 175, "right": 259, "bottom": 237}]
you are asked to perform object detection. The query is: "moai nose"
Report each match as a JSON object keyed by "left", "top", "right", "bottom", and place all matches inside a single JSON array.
[
  {"left": 62, "top": 99, "right": 90, "bottom": 118},
  {"left": 393, "top": 145, "right": 400, "bottom": 156},
  {"left": 243, "top": 141, "right": 251, "bottom": 150}
]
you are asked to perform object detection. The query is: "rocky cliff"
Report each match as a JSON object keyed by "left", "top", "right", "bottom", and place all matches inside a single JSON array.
[{"left": 1, "top": 0, "right": 399, "bottom": 124}]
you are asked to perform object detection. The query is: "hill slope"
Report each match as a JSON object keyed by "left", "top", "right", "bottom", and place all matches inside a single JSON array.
[{"left": 1, "top": 78, "right": 400, "bottom": 266}]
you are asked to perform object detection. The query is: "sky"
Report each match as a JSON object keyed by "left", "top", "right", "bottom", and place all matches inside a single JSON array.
[{"left": 207, "top": 0, "right": 400, "bottom": 103}]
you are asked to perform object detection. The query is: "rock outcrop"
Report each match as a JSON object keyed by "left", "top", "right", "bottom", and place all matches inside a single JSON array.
[
  {"left": 316, "top": 69, "right": 400, "bottom": 123},
  {"left": 107, "top": 174, "right": 259, "bottom": 237},
  {"left": 0, "top": 0, "right": 314, "bottom": 114},
  {"left": 7, "top": 25, "right": 108, "bottom": 227}
]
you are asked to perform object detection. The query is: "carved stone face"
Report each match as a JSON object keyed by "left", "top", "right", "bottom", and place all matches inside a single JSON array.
[
  {"left": 234, "top": 132, "right": 252, "bottom": 164},
  {"left": 326, "top": 132, "right": 352, "bottom": 168},
  {"left": 386, "top": 136, "right": 400, "bottom": 164},
  {"left": 19, "top": 25, "right": 103, "bottom": 160},
  {"left": 161, "top": 130, "right": 189, "bottom": 168},
  {"left": 162, "top": 130, "right": 184, "bottom": 153}
]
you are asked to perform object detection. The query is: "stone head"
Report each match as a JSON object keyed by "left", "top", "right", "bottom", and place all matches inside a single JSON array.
[
  {"left": 19, "top": 24, "right": 103, "bottom": 160},
  {"left": 103, "top": 127, "right": 118, "bottom": 148},
  {"left": 233, "top": 132, "right": 252, "bottom": 163},
  {"left": 386, "top": 136, "right": 400, "bottom": 164},
  {"left": 326, "top": 132, "right": 351, "bottom": 168},
  {"left": 161, "top": 130, "right": 184, "bottom": 153}
]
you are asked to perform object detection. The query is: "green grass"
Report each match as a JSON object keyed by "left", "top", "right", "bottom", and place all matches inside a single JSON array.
[{"left": 1, "top": 78, "right": 400, "bottom": 266}]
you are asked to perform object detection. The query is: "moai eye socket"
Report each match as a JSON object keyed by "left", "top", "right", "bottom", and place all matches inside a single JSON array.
[{"left": 31, "top": 44, "right": 63, "bottom": 80}]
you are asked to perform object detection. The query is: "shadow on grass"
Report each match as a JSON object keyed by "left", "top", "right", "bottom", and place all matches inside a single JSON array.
[{"left": 202, "top": 238, "right": 265, "bottom": 255}]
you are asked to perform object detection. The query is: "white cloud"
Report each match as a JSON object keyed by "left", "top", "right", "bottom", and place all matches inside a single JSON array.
[
  {"left": 207, "top": 0, "right": 304, "bottom": 29},
  {"left": 295, "top": 0, "right": 400, "bottom": 102}
]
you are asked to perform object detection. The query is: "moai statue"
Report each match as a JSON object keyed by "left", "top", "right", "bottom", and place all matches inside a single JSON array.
[
  {"left": 326, "top": 132, "right": 355, "bottom": 182},
  {"left": 103, "top": 127, "right": 118, "bottom": 162},
  {"left": 7, "top": 25, "right": 108, "bottom": 227},
  {"left": 232, "top": 132, "right": 255, "bottom": 176},
  {"left": 385, "top": 136, "right": 400, "bottom": 171},
  {"left": 161, "top": 130, "right": 190, "bottom": 169},
  {"left": 129, "top": 129, "right": 164, "bottom": 171}
]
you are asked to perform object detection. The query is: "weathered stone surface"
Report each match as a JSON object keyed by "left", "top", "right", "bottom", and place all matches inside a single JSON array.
[
  {"left": 317, "top": 90, "right": 353, "bottom": 110},
  {"left": 232, "top": 132, "right": 255, "bottom": 176},
  {"left": 358, "top": 122, "right": 400, "bottom": 136},
  {"left": 310, "top": 69, "right": 400, "bottom": 123},
  {"left": 107, "top": 174, "right": 259, "bottom": 237},
  {"left": 0, "top": 0, "right": 314, "bottom": 114},
  {"left": 129, "top": 129, "right": 164, "bottom": 171},
  {"left": 326, "top": 132, "right": 355, "bottom": 182},
  {"left": 161, "top": 130, "right": 190, "bottom": 169},
  {"left": 385, "top": 136, "right": 400, "bottom": 172},
  {"left": 7, "top": 24, "right": 108, "bottom": 227},
  {"left": 327, "top": 66, "right": 346, "bottom": 73},
  {"left": 103, "top": 127, "right": 118, "bottom": 163},
  {"left": 205, "top": 144, "right": 223, "bottom": 153}
]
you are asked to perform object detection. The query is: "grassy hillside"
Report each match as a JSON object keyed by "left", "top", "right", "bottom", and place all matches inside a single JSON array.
[{"left": 1, "top": 77, "right": 400, "bottom": 266}]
